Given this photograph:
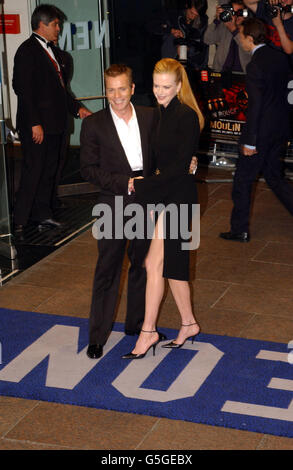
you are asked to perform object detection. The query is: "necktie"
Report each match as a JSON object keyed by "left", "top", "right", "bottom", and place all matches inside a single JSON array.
[
  {"left": 44, "top": 48, "right": 65, "bottom": 88},
  {"left": 33, "top": 33, "right": 64, "bottom": 87}
]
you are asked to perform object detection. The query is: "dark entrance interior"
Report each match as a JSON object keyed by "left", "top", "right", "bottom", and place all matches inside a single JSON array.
[{"left": 108, "top": 0, "right": 185, "bottom": 105}]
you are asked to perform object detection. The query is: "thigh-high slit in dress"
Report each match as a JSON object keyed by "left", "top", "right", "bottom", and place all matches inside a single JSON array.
[{"left": 134, "top": 96, "right": 200, "bottom": 281}]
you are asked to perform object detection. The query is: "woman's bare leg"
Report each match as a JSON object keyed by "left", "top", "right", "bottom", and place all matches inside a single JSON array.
[
  {"left": 168, "top": 279, "right": 200, "bottom": 344},
  {"left": 130, "top": 212, "right": 165, "bottom": 354}
]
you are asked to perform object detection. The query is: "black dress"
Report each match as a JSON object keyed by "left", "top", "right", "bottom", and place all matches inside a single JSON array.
[{"left": 134, "top": 96, "right": 200, "bottom": 281}]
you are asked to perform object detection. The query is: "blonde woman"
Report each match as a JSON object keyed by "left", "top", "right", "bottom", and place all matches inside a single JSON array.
[{"left": 123, "top": 58, "right": 204, "bottom": 359}]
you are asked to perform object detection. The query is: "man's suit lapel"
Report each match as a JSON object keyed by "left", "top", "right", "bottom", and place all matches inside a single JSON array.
[
  {"left": 104, "top": 107, "right": 133, "bottom": 173},
  {"left": 31, "top": 35, "right": 64, "bottom": 88}
]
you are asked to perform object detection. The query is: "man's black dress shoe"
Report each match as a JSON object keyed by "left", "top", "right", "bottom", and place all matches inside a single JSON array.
[
  {"left": 87, "top": 344, "right": 103, "bottom": 359},
  {"left": 37, "top": 218, "right": 63, "bottom": 230},
  {"left": 219, "top": 231, "right": 250, "bottom": 242}
]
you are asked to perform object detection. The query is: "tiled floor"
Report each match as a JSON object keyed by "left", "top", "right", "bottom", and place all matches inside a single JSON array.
[{"left": 1, "top": 167, "right": 293, "bottom": 450}]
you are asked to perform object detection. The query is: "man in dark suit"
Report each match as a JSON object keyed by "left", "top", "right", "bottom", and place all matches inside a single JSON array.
[
  {"left": 220, "top": 18, "right": 293, "bottom": 242},
  {"left": 12, "top": 4, "right": 90, "bottom": 233},
  {"left": 80, "top": 64, "right": 159, "bottom": 359}
]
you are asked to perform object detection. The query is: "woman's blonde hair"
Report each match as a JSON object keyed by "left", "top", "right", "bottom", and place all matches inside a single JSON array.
[{"left": 153, "top": 58, "right": 204, "bottom": 131}]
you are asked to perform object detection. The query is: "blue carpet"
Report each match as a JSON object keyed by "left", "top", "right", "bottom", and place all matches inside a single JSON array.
[{"left": 0, "top": 307, "right": 293, "bottom": 437}]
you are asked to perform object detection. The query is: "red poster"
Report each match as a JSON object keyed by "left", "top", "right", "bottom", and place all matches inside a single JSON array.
[
  {"left": 201, "top": 71, "right": 247, "bottom": 140},
  {"left": 0, "top": 14, "right": 20, "bottom": 34}
]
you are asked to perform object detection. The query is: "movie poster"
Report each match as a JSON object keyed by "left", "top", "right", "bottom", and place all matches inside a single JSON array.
[{"left": 198, "top": 71, "right": 247, "bottom": 141}]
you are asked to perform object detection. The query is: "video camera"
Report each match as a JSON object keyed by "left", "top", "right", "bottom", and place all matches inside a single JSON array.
[
  {"left": 265, "top": 1, "right": 293, "bottom": 17},
  {"left": 219, "top": 4, "right": 250, "bottom": 22}
]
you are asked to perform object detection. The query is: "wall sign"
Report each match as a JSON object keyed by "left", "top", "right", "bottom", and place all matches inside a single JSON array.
[{"left": 0, "top": 14, "right": 20, "bottom": 34}]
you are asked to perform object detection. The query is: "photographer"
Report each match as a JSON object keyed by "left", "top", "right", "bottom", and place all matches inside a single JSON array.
[
  {"left": 243, "top": 0, "right": 293, "bottom": 50},
  {"left": 268, "top": 0, "right": 293, "bottom": 53},
  {"left": 204, "top": 0, "right": 251, "bottom": 72},
  {"left": 147, "top": 0, "right": 209, "bottom": 70}
]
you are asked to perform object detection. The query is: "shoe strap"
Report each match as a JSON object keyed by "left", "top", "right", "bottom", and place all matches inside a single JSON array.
[
  {"left": 141, "top": 329, "right": 157, "bottom": 333},
  {"left": 181, "top": 322, "right": 197, "bottom": 327}
]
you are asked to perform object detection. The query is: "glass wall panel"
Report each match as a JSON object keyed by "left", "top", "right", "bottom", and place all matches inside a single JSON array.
[
  {"left": 39, "top": 0, "right": 110, "bottom": 145},
  {"left": 0, "top": 74, "right": 11, "bottom": 235},
  {"left": 0, "top": 20, "right": 15, "bottom": 260},
  {"left": 0, "top": 81, "right": 16, "bottom": 262}
]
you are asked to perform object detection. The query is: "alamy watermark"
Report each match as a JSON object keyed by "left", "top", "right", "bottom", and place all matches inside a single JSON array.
[{"left": 92, "top": 196, "right": 200, "bottom": 250}]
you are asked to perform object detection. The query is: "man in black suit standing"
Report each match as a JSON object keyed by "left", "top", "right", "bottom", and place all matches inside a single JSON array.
[
  {"left": 80, "top": 64, "right": 160, "bottom": 359},
  {"left": 220, "top": 18, "right": 293, "bottom": 242},
  {"left": 13, "top": 4, "right": 91, "bottom": 233}
]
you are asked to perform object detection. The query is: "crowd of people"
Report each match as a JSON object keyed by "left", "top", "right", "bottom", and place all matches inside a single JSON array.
[
  {"left": 11, "top": 2, "right": 293, "bottom": 359},
  {"left": 148, "top": 0, "right": 293, "bottom": 73}
]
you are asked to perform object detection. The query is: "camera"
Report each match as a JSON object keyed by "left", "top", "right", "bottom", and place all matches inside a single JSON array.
[
  {"left": 265, "top": 1, "right": 293, "bottom": 17},
  {"left": 175, "top": 37, "right": 188, "bottom": 62},
  {"left": 174, "top": 33, "right": 204, "bottom": 63},
  {"left": 283, "top": 4, "right": 293, "bottom": 13},
  {"left": 219, "top": 4, "right": 249, "bottom": 22}
]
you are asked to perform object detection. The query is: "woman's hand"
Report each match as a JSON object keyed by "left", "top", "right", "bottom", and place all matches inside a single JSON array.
[
  {"left": 189, "top": 156, "right": 198, "bottom": 174},
  {"left": 128, "top": 177, "right": 135, "bottom": 194},
  {"left": 128, "top": 176, "right": 143, "bottom": 194}
]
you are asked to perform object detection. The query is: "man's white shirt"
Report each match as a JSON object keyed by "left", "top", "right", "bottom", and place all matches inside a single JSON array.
[
  {"left": 35, "top": 34, "right": 61, "bottom": 71},
  {"left": 110, "top": 103, "right": 143, "bottom": 171}
]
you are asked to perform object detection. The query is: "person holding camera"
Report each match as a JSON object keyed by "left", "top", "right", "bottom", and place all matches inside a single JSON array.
[
  {"left": 204, "top": 0, "right": 251, "bottom": 72},
  {"left": 243, "top": 0, "right": 293, "bottom": 51},
  {"left": 147, "top": 0, "right": 209, "bottom": 70},
  {"left": 268, "top": 0, "right": 293, "bottom": 54}
]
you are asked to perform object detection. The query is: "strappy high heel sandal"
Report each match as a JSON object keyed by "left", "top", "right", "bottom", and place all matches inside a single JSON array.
[
  {"left": 161, "top": 322, "right": 200, "bottom": 349},
  {"left": 122, "top": 329, "right": 161, "bottom": 359}
]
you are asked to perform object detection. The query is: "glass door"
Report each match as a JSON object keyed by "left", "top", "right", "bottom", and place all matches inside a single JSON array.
[
  {"left": 0, "top": 29, "right": 16, "bottom": 261},
  {"left": 41, "top": 0, "right": 110, "bottom": 146}
]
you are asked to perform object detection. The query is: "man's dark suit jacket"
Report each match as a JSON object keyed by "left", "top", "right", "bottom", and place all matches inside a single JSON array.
[
  {"left": 240, "top": 44, "right": 290, "bottom": 147},
  {"left": 79, "top": 105, "right": 156, "bottom": 343},
  {"left": 80, "top": 106, "right": 156, "bottom": 195},
  {"left": 13, "top": 34, "right": 80, "bottom": 135}
]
